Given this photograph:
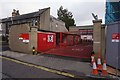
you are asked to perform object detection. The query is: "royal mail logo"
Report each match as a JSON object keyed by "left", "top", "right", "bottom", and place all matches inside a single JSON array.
[
  {"left": 19, "top": 33, "right": 29, "bottom": 43},
  {"left": 48, "top": 35, "right": 53, "bottom": 42},
  {"left": 112, "top": 33, "right": 119, "bottom": 42}
]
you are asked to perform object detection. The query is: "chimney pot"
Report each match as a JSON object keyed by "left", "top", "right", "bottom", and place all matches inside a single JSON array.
[{"left": 12, "top": 9, "right": 17, "bottom": 17}]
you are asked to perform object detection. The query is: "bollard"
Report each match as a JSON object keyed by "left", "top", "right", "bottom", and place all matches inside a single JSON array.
[{"left": 32, "top": 46, "right": 36, "bottom": 55}]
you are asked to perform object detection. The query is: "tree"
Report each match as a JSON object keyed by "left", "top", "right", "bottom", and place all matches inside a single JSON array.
[{"left": 57, "top": 6, "right": 76, "bottom": 31}]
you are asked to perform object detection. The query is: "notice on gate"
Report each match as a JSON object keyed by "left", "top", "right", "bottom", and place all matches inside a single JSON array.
[
  {"left": 48, "top": 35, "right": 53, "bottom": 42},
  {"left": 112, "top": 33, "right": 119, "bottom": 42}
]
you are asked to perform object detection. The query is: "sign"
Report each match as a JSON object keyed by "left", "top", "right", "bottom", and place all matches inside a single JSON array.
[
  {"left": 48, "top": 35, "right": 53, "bottom": 42},
  {"left": 112, "top": 33, "right": 119, "bottom": 42},
  {"left": 19, "top": 34, "right": 23, "bottom": 40},
  {"left": 19, "top": 33, "right": 29, "bottom": 43}
]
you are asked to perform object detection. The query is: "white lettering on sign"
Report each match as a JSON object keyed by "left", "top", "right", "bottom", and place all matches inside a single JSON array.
[
  {"left": 19, "top": 33, "right": 29, "bottom": 43},
  {"left": 23, "top": 39, "right": 29, "bottom": 43},
  {"left": 112, "top": 40, "right": 119, "bottom": 42},
  {"left": 19, "top": 37, "right": 23, "bottom": 40},
  {"left": 48, "top": 35, "right": 53, "bottom": 42}
]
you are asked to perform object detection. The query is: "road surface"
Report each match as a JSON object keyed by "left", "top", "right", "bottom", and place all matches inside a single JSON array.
[{"left": 1, "top": 58, "right": 68, "bottom": 78}]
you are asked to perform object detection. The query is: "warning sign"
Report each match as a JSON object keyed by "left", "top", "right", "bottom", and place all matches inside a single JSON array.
[
  {"left": 48, "top": 35, "right": 53, "bottom": 42},
  {"left": 112, "top": 33, "right": 119, "bottom": 42}
]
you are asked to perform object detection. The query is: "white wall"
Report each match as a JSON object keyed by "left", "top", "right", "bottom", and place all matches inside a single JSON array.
[{"left": 81, "top": 35, "right": 93, "bottom": 40}]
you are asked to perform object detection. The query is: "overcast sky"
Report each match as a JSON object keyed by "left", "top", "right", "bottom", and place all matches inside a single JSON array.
[{"left": 0, "top": 0, "right": 106, "bottom": 26}]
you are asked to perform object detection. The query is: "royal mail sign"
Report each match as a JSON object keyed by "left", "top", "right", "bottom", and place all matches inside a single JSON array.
[
  {"left": 19, "top": 33, "right": 29, "bottom": 43},
  {"left": 112, "top": 33, "right": 119, "bottom": 42}
]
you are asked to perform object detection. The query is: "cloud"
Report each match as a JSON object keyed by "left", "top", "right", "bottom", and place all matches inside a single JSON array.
[
  {"left": 70, "top": 2, "right": 105, "bottom": 25},
  {"left": 0, "top": 0, "right": 106, "bottom": 26}
]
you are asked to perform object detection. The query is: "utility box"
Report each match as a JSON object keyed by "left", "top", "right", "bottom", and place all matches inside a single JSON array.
[
  {"left": 106, "top": 21, "right": 120, "bottom": 69},
  {"left": 37, "top": 32, "right": 56, "bottom": 52}
]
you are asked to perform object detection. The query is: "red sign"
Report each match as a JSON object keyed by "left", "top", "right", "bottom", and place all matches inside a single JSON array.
[
  {"left": 112, "top": 33, "right": 119, "bottom": 39},
  {"left": 19, "top": 33, "right": 29, "bottom": 43},
  {"left": 112, "top": 33, "right": 119, "bottom": 42}
]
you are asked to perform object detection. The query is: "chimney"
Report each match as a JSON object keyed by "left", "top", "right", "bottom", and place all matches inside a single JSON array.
[
  {"left": 16, "top": 10, "right": 20, "bottom": 15},
  {"left": 12, "top": 9, "right": 20, "bottom": 17},
  {"left": 12, "top": 9, "right": 16, "bottom": 17}
]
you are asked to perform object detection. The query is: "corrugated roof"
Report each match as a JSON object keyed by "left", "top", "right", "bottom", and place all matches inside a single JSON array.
[{"left": 1, "top": 7, "right": 50, "bottom": 23}]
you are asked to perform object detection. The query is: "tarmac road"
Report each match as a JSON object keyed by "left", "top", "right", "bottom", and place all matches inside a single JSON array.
[
  {"left": 1, "top": 58, "right": 68, "bottom": 78},
  {"left": 1, "top": 57, "right": 118, "bottom": 80}
]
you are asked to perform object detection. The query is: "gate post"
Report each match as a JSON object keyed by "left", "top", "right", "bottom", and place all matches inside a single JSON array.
[
  {"left": 93, "top": 19, "right": 102, "bottom": 59},
  {"left": 29, "top": 26, "right": 38, "bottom": 54}
]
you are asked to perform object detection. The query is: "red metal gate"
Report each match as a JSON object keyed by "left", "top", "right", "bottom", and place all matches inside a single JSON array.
[{"left": 37, "top": 32, "right": 56, "bottom": 52}]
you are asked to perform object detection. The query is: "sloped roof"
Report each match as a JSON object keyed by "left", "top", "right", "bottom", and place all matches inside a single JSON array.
[
  {"left": 50, "top": 15, "right": 64, "bottom": 23},
  {"left": 1, "top": 7, "right": 50, "bottom": 23}
]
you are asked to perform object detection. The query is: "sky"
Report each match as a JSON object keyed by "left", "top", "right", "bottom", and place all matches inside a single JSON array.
[{"left": 0, "top": 0, "right": 106, "bottom": 26}]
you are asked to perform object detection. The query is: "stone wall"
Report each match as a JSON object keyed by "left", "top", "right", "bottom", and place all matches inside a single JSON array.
[{"left": 9, "top": 23, "right": 30, "bottom": 53}]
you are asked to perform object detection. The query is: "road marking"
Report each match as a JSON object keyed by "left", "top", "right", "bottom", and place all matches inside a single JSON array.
[{"left": 0, "top": 56, "right": 76, "bottom": 78}]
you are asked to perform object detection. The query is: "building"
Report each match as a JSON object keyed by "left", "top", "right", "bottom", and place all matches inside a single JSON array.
[
  {"left": 0, "top": 7, "right": 68, "bottom": 53},
  {"left": 69, "top": 25, "right": 93, "bottom": 40},
  {"left": 0, "top": 20, "right": 2, "bottom": 36},
  {"left": 1, "top": 8, "right": 68, "bottom": 41},
  {"left": 105, "top": 1, "right": 120, "bottom": 24},
  {"left": 69, "top": 24, "right": 105, "bottom": 40}
]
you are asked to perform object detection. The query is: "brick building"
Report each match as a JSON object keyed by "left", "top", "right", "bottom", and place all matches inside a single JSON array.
[{"left": 0, "top": 7, "right": 68, "bottom": 53}]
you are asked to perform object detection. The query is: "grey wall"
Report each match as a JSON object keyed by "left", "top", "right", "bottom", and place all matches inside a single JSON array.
[
  {"left": 50, "top": 16, "right": 68, "bottom": 32},
  {"left": 9, "top": 23, "right": 30, "bottom": 53},
  {"left": 106, "top": 21, "right": 120, "bottom": 69},
  {"left": 39, "top": 8, "right": 50, "bottom": 30}
]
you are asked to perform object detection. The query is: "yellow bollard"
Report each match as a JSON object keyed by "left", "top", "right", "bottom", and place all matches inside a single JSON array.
[{"left": 32, "top": 46, "right": 36, "bottom": 55}]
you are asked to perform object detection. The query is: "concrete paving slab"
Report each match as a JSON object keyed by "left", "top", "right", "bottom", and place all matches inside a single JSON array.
[{"left": 1, "top": 51, "right": 27, "bottom": 57}]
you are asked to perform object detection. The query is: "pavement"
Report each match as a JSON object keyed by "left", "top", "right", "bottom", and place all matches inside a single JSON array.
[
  {"left": 1, "top": 50, "right": 92, "bottom": 77},
  {"left": 0, "top": 41, "right": 9, "bottom": 51}
]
